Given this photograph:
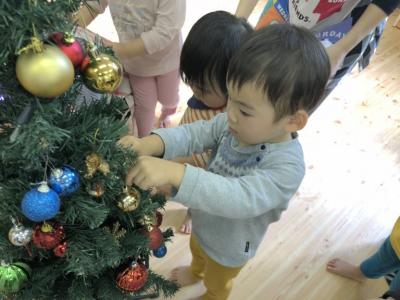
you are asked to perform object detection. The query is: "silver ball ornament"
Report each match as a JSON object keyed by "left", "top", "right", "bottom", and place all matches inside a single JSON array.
[{"left": 8, "top": 224, "right": 32, "bottom": 246}]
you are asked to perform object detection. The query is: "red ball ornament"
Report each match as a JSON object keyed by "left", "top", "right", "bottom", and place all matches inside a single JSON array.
[
  {"left": 50, "top": 32, "right": 86, "bottom": 67},
  {"left": 141, "top": 226, "right": 163, "bottom": 250},
  {"left": 53, "top": 241, "right": 68, "bottom": 257},
  {"left": 155, "top": 211, "right": 163, "bottom": 227},
  {"left": 32, "top": 223, "right": 65, "bottom": 250},
  {"left": 80, "top": 55, "right": 90, "bottom": 72},
  {"left": 116, "top": 263, "right": 148, "bottom": 292}
]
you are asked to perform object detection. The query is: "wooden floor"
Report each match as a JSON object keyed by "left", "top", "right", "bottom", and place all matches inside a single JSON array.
[{"left": 89, "top": 4, "right": 400, "bottom": 300}]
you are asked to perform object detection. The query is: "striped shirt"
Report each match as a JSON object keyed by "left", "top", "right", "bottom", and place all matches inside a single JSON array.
[{"left": 179, "top": 96, "right": 225, "bottom": 168}]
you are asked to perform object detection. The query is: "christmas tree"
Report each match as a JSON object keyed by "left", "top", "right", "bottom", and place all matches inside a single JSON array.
[{"left": 0, "top": 1, "right": 177, "bottom": 299}]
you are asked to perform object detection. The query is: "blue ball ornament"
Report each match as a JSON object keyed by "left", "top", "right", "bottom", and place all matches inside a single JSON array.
[
  {"left": 49, "top": 165, "right": 80, "bottom": 196},
  {"left": 21, "top": 183, "right": 60, "bottom": 222},
  {"left": 152, "top": 244, "right": 167, "bottom": 258}
]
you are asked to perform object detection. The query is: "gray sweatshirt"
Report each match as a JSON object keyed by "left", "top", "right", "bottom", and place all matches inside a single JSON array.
[{"left": 153, "top": 113, "right": 305, "bottom": 267}]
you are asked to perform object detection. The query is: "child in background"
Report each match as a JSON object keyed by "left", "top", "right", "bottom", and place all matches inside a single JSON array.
[
  {"left": 176, "top": 11, "right": 253, "bottom": 234},
  {"left": 119, "top": 24, "right": 331, "bottom": 299},
  {"left": 327, "top": 217, "right": 400, "bottom": 298},
  {"left": 235, "top": 0, "right": 399, "bottom": 102},
  {"left": 76, "top": 0, "right": 186, "bottom": 137}
]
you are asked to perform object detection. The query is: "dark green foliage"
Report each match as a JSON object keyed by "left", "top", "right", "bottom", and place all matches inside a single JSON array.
[{"left": 0, "top": 1, "right": 177, "bottom": 298}]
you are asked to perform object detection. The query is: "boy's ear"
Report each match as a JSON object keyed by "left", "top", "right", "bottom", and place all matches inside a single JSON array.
[{"left": 284, "top": 110, "right": 308, "bottom": 132}]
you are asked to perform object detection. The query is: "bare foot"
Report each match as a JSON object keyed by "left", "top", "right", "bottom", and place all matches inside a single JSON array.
[
  {"left": 179, "top": 214, "right": 192, "bottom": 234},
  {"left": 326, "top": 258, "right": 366, "bottom": 282},
  {"left": 170, "top": 266, "right": 201, "bottom": 287}
]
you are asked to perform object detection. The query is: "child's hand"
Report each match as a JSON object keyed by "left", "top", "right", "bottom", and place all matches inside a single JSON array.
[
  {"left": 155, "top": 184, "right": 173, "bottom": 197},
  {"left": 126, "top": 156, "right": 185, "bottom": 190},
  {"left": 118, "top": 134, "right": 165, "bottom": 157},
  {"left": 118, "top": 135, "right": 142, "bottom": 152}
]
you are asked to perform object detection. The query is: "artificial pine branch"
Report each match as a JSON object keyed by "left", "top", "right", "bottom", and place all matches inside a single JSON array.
[{"left": 0, "top": 0, "right": 177, "bottom": 298}]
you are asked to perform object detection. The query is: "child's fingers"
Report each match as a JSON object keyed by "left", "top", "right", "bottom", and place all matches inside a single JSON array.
[
  {"left": 140, "top": 179, "right": 155, "bottom": 191},
  {"left": 118, "top": 135, "right": 136, "bottom": 147},
  {"left": 117, "top": 137, "right": 130, "bottom": 147},
  {"left": 126, "top": 165, "right": 140, "bottom": 186},
  {"left": 134, "top": 173, "right": 148, "bottom": 188},
  {"left": 133, "top": 176, "right": 152, "bottom": 191}
]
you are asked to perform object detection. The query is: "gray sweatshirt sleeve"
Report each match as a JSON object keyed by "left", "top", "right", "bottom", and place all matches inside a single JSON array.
[
  {"left": 152, "top": 113, "right": 227, "bottom": 160},
  {"left": 173, "top": 155, "right": 305, "bottom": 219}
]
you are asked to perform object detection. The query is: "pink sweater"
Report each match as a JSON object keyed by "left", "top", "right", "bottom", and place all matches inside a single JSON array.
[{"left": 98, "top": 0, "right": 186, "bottom": 77}]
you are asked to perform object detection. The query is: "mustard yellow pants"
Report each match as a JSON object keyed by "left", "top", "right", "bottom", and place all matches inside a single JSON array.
[{"left": 189, "top": 235, "right": 246, "bottom": 300}]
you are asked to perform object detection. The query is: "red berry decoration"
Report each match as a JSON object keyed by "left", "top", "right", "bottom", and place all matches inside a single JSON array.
[
  {"left": 53, "top": 241, "right": 68, "bottom": 257},
  {"left": 32, "top": 223, "right": 65, "bottom": 250},
  {"left": 50, "top": 32, "right": 86, "bottom": 67},
  {"left": 116, "top": 262, "right": 148, "bottom": 292}
]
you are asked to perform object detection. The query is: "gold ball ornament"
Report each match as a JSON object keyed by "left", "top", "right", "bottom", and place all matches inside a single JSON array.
[
  {"left": 83, "top": 54, "right": 123, "bottom": 94},
  {"left": 16, "top": 44, "right": 74, "bottom": 98},
  {"left": 117, "top": 186, "right": 141, "bottom": 212}
]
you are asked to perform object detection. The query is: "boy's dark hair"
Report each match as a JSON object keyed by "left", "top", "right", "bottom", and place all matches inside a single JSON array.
[
  {"left": 180, "top": 11, "right": 253, "bottom": 97},
  {"left": 227, "top": 24, "right": 331, "bottom": 120}
]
